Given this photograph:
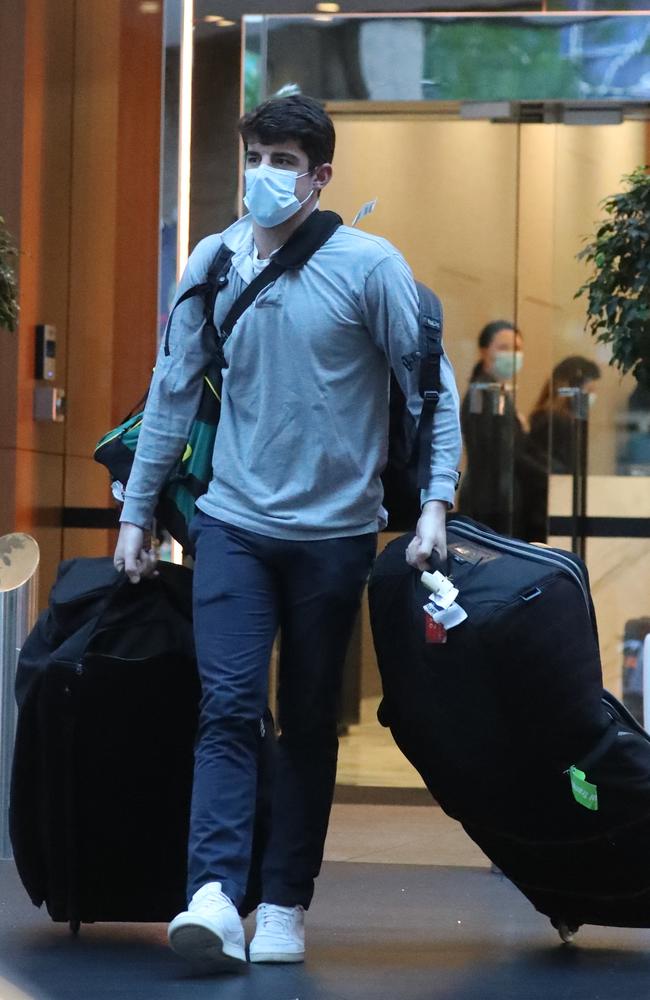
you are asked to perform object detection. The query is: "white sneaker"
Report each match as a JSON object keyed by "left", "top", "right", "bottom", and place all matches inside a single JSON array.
[
  {"left": 249, "top": 903, "right": 305, "bottom": 963},
  {"left": 167, "top": 882, "right": 246, "bottom": 972}
]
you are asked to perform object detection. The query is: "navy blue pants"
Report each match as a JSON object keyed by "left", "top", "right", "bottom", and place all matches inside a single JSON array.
[{"left": 187, "top": 513, "right": 377, "bottom": 909}]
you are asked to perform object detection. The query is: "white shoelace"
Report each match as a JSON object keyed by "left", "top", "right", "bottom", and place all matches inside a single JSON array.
[
  {"left": 257, "top": 904, "right": 297, "bottom": 934},
  {"left": 191, "top": 886, "right": 231, "bottom": 914}
]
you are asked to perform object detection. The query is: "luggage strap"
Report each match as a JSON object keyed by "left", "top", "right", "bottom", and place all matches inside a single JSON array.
[
  {"left": 447, "top": 517, "right": 591, "bottom": 612},
  {"left": 163, "top": 245, "right": 234, "bottom": 356}
]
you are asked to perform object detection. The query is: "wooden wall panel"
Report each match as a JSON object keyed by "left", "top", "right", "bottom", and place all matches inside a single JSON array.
[
  {"left": 16, "top": 0, "right": 74, "bottom": 460},
  {"left": 3, "top": 0, "right": 75, "bottom": 602},
  {"left": 14, "top": 449, "right": 65, "bottom": 601},
  {"left": 63, "top": 0, "right": 120, "bottom": 513},
  {"left": 1, "top": 0, "right": 163, "bottom": 604},
  {"left": 64, "top": 0, "right": 162, "bottom": 515},
  {"left": 0, "top": 452, "right": 17, "bottom": 538},
  {"left": 112, "top": 0, "right": 163, "bottom": 425},
  {"left": 0, "top": 1, "right": 25, "bottom": 460}
]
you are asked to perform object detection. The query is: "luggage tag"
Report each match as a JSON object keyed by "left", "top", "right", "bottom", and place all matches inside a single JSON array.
[
  {"left": 351, "top": 198, "right": 378, "bottom": 226},
  {"left": 567, "top": 765, "right": 599, "bottom": 811},
  {"left": 425, "top": 615, "right": 448, "bottom": 644},
  {"left": 421, "top": 570, "right": 468, "bottom": 644}
]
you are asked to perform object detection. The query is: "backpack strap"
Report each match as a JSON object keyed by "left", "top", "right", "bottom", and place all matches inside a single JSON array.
[
  {"left": 413, "top": 282, "right": 444, "bottom": 490},
  {"left": 163, "top": 244, "right": 234, "bottom": 356},
  {"left": 163, "top": 211, "right": 342, "bottom": 358},
  {"left": 219, "top": 209, "right": 342, "bottom": 340},
  {"left": 202, "top": 246, "right": 236, "bottom": 337}
]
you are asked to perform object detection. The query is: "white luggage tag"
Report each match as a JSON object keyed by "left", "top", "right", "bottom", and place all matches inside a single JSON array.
[
  {"left": 421, "top": 570, "right": 458, "bottom": 609},
  {"left": 421, "top": 569, "right": 468, "bottom": 636},
  {"left": 351, "top": 198, "right": 378, "bottom": 226}
]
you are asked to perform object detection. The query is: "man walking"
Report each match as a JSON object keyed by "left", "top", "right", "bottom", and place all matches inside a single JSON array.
[{"left": 114, "top": 94, "right": 461, "bottom": 972}]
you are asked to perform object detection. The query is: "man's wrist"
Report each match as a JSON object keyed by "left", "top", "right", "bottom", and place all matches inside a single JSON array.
[{"left": 421, "top": 499, "right": 448, "bottom": 514}]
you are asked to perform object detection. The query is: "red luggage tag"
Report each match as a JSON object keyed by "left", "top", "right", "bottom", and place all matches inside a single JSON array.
[{"left": 425, "top": 614, "right": 447, "bottom": 644}]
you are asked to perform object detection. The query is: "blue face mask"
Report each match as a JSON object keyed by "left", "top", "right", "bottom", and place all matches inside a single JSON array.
[
  {"left": 492, "top": 351, "right": 524, "bottom": 382},
  {"left": 244, "top": 163, "right": 315, "bottom": 228}
]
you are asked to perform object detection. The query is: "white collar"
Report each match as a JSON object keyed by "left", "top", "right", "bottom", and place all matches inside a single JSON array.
[{"left": 220, "top": 215, "right": 255, "bottom": 283}]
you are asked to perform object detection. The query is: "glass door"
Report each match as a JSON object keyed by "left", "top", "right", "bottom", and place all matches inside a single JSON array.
[
  {"left": 546, "top": 121, "right": 650, "bottom": 711},
  {"left": 320, "top": 112, "right": 523, "bottom": 784},
  {"left": 192, "top": 9, "right": 650, "bottom": 788}
]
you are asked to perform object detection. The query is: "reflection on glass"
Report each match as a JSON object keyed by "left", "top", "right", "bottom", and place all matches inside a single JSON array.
[
  {"left": 243, "top": 17, "right": 264, "bottom": 110},
  {"left": 616, "top": 382, "right": 650, "bottom": 477},
  {"left": 245, "top": 14, "right": 650, "bottom": 107},
  {"left": 428, "top": 16, "right": 650, "bottom": 102}
]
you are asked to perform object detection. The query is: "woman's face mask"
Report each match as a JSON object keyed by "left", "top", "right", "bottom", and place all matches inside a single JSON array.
[
  {"left": 244, "top": 163, "right": 315, "bottom": 228},
  {"left": 492, "top": 350, "right": 524, "bottom": 382}
]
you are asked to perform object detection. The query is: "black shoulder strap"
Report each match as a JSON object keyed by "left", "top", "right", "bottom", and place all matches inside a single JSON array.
[
  {"left": 414, "top": 282, "right": 444, "bottom": 490},
  {"left": 219, "top": 209, "right": 342, "bottom": 340},
  {"left": 202, "top": 245, "right": 237, "bottom": 334},
  {"left": 163, "top": 244, "right": 234, "bottom": 356},
  {"left": 162, "top": 211, "right": 342, "bottom": 358}
]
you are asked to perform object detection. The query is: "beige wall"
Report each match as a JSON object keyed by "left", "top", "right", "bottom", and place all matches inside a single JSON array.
[
  {"left": 1, "top": 0, "right": 163, "bottom": 606},
  {"left": 523, "top": 122, "right": 649, "bottom": 692},
  {"left": 322, "top": 117, "right": 520, "bottom": 389},
  {"left": 325, "top": 115, "right": 647, "bottom": 431},
  {"left": 518, "top": 122, "right": 647, "bottom": 473}
]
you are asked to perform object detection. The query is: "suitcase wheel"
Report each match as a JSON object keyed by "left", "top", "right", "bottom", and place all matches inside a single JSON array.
[
  {"left": 69, "top": 920, "right": 81, "bottom": 936},
  {"left": 552, "top": 918, "right": 580, "bottom": 944}
]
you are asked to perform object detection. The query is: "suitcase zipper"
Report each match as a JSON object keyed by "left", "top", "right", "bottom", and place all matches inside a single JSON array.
[{"left": 447, "top": 518, "right": 590, "bottom": 611}]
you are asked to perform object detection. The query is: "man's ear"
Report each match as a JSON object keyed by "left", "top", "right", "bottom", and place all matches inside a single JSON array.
[{"left": 313, "top": 163, "right": 333, "bottom": 190}]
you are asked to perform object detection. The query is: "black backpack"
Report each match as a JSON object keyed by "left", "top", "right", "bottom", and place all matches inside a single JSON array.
[{"left": 383, "top": 282, "right": 444, "bottom": 528}]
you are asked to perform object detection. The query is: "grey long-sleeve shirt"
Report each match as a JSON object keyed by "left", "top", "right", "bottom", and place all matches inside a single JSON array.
[{"left": 120, "top": 214, "right": 461, "bottom": 540}]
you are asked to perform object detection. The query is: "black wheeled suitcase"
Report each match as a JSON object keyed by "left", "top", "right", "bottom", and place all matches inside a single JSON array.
[
  {"left": 10, "top": 557, "right": 272, "bottom": 929},
  {"left": 369, "top": 516, "right": 650, "bottom": 940}
]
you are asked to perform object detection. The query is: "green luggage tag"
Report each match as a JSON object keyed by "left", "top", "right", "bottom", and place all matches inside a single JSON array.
[{"left": 568, "top": 765, "right": 598, "bottom": 811}]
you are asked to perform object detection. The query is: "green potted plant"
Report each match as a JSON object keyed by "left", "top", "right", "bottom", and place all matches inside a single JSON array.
[
  {"left": 576, "top": 166, "right": 650, "bottom": 389},
  {"left": 0, "top": 214, "right": 19, "bottom": 332}
]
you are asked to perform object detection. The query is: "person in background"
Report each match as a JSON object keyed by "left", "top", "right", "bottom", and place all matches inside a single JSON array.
[
  {"left": 465, "top": 320, "right": 524, "bottom": 391},
  {"left": 457, "top": 320, "right": 543, "bottom": 540},
  {"left": 527, "top": 355, "right": 601, "bottom": 474},
  {"left": 523, "top": 355, "right": 601, "bottom": 540}
]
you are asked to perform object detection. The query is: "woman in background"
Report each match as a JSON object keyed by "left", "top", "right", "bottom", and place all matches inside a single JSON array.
[
  {"left": 527, "top": 355, "right": 601, "bottom": 473},
  {"left": 523, "top": 355, "right": 601, "bottom": 540},
  {"left": 458, "top": 321, "right": 544, "bottom": 540}
]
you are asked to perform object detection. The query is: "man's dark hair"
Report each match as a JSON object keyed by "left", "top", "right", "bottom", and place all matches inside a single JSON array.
[{"left": 238, "top": 95, "right": 335, "bottom": 170}]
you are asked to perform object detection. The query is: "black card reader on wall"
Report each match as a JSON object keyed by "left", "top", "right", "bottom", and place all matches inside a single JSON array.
[{"left": 35, "top": 324, "right": 57, "bottom": 381}]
